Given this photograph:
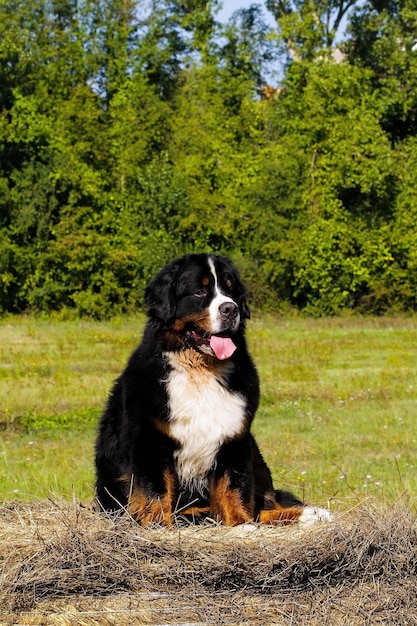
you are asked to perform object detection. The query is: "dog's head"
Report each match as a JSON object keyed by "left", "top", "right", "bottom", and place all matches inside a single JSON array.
[{"left": 145, "top": 254, "right": 250, "bottom": 360}]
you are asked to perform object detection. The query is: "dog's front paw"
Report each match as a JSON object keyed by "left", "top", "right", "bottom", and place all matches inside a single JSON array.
[{"left": 299, "top": 506, "right": 333, "bottom": 526}]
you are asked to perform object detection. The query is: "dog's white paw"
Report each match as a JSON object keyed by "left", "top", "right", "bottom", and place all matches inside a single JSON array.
[
  {"left": 236, "top": 522, "right": 258, "bottom": 534},
  {"left": 299, "top": 506, "right": 333, "bottom": 526}
]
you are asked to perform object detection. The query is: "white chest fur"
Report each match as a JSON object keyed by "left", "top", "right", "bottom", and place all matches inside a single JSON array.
[{"left": 165, "top": 353, "right": 246, "bottom": 490}]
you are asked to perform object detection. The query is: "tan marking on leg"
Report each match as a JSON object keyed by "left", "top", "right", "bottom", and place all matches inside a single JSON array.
[
  {"left": 128, "top": 469, "right": 176, "bottom": 526},
  {"left": 259, "top": 505, "right": 304, "bottom": 526},
  {"left": 176, "top": 505, "right": 211, "bottom": 523},
  {"left": 210, "top": 474, "right": 253, "bottom": 526}
]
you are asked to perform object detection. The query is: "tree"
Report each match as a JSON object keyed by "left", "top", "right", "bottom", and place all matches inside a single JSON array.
[
  {"left": 2, "top": 0, "right": 417, "bottom": 316},
  {"left": 266, "top": 0, "right": 359, "bottom": 61},
  {"left": 221, "top": 4, "right": 278, "bottom": 89},
  {"left": 137, "top": 0, "right": 220, "bottom": 99},
  {"left": 244, "top": 57, "right": 398, "bottom": 312},
  {"left": 346, "top": 0, "right": 417, "bottom": 141}
]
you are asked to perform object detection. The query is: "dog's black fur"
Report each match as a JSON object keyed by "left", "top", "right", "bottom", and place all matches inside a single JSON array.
[{"left": 95, "top": 253, "right": 304, "bottom": 526}]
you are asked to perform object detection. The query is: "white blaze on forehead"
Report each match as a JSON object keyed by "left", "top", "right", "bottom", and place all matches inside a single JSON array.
[{"left": 208, "top": 257, "right": 240, "bottom": 334}]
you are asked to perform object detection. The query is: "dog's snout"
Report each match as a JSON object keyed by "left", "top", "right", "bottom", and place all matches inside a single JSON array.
[
  {"left": 219, "top": 301, "right": 238, "bottom": 319},
  {"left": 209, "top": 297, "right": 240, "bottom": 335}
]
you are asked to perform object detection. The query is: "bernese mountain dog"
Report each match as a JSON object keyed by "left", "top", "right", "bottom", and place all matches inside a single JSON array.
[{"left": 95, "top": 253, "right": 332, "bottom": 526}]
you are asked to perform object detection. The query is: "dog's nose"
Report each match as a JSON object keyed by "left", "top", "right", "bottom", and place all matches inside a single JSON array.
[{"left": 219, "top": 301, "right": 239, "bottom": 320}]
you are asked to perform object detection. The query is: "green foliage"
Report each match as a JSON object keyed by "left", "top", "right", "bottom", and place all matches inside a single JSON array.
[
  {"left": 0, "top": 231, "right": 32, "bottom": 312},
  {"left": 346, "top": 0, "right": 417, "bottom": 140},
  {"left": 1, "top": 0, "right": 417, "bottom": 316}
]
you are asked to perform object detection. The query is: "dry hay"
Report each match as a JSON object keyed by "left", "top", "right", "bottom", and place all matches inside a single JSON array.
[{"left": 1, "top": 498, "right": 417, "bottom": 625}]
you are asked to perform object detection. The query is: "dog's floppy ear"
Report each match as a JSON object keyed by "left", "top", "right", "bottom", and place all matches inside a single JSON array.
[
  {"left": 144, "top": 259, "right": 182, "bottom": 323},
  {"left": 239, "top": 295, "right": 251, "bottom": 320}
]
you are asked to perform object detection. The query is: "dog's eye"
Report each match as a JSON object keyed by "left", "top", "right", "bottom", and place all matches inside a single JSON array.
[{"left": 194, "top": 289, "right": 207, "bottom": 298}]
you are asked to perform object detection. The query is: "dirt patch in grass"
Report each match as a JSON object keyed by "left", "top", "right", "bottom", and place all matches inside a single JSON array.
[{"left": 1, "top": 499, "right": 417, "bottom": 625}]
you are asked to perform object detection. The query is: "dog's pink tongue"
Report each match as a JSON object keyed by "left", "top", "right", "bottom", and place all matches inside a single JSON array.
[{"left": 210, "top": 336, "right": 237, "bottom": 360}]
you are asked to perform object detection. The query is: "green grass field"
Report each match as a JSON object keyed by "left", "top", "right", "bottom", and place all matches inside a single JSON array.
[{"left": 1, "top": 315, "right": 417, "bottom": 512}]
